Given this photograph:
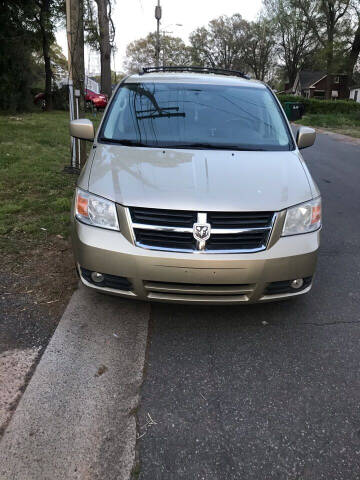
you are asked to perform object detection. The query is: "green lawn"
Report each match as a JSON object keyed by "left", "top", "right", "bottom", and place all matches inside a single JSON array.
[
  {"left": 0, "top": 110, "right": 101, "bottom": 253},
  {"left": 295, "top": 112, "right": 360, "bottom": 138}
]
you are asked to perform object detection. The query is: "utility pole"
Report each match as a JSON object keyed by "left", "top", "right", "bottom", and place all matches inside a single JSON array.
[
  {"left": 155, "top": 0, "right": 161, "bottom": 67},
  {"left": 65, "top": 0, "right": 86, "bottom": 171}
]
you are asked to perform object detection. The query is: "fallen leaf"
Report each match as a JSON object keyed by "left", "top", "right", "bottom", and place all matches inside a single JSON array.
[{"left": 95, "top": 365, "right": 108, "bottom": 377}]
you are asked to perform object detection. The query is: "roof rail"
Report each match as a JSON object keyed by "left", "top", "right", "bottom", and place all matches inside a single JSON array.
[{"left": 139, "top": 66, "right": 251, "bottom": 80}]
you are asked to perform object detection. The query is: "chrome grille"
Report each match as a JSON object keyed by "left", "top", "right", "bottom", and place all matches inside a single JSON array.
[{"left": 129, "top": 207, "right": 276, "bottom": 253}]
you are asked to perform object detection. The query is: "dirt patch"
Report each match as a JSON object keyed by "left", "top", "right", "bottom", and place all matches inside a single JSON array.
[
  {"left": 2, "top": 236, "right": 78, "bottom": 322},
  {"left": 0, "top": 236, "right": 78, "bottom": 435}
]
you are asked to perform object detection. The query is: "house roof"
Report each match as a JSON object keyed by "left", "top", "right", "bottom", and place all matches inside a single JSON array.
[{"left": 299, "top": 70, "right": 327, "bottom": 89}]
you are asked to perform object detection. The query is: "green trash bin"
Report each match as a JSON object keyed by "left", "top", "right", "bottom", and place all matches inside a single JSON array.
[{"left": 284, "top": 102, "right": 304, "bottom": 121}]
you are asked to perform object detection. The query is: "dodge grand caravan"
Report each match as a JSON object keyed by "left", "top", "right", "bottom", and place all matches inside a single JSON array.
[{"left": 70, "top": 66, "right": 321, "bottom": 304}]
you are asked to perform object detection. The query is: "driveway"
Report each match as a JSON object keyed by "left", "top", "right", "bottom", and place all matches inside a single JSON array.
[{"left": 137, "top": 131, "right": 360, "bottom": 479}]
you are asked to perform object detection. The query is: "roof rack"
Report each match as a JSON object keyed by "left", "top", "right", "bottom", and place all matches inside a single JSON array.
[{"left": 139, "top": 66, "right": 251, "bottom": 80}]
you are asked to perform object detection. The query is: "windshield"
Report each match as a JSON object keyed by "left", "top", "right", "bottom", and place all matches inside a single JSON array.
[{"left": 101, "top": 82, "right": 293, "bottom": 151}]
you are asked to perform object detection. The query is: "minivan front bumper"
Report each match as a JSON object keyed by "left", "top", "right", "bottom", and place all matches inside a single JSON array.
[{"left": 71, "top": 217, "right": 320, "bottom": 304}]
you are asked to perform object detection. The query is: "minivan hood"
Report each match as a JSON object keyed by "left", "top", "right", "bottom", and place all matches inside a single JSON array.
[{"left": 87, "top": 145, "right": 313, "bottom": 212}]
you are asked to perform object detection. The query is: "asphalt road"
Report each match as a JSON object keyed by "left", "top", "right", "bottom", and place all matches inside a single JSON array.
[{"left": 137, "top": 132, "right": 360, "bottom": 479}]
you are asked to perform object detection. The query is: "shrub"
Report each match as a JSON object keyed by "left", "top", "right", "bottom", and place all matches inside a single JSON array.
[{"left": 277, "top": 94, "right": 360, "bottom": 114}]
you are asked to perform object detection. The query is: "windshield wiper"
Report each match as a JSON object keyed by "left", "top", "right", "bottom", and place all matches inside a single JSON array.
[
  {"left": 136, "top": 112, "right": 186, "bottom": 120},
  {"left": 100, "top": 138, "right": 270, "bottom": 151},
  {"left": 99, "top": 138, "right": 147, "bottom": 147},
  {"left": 159, "top": 143, "right": 267, "bottom": 151}
]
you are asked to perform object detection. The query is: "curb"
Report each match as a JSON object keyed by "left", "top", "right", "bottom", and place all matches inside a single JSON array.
[{"left": 0, "top": 284, "right": 149, "bottom": 480}]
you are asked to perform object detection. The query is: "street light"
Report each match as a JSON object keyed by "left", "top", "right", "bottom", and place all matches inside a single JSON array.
[{"left": 162, "top": 23, "right": 183, "bottom": 32}]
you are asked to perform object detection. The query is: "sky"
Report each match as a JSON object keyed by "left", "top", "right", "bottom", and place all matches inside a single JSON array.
[{"left": 56, "top": 0, "right": 263, "bottom": 73}]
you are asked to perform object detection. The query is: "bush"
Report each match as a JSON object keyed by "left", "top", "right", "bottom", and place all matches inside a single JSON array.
[{"left": 277, "top": 94, "right": 360, "bottom": 114}]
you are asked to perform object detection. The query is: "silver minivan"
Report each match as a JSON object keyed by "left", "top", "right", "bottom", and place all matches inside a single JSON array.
[{"left": 70, "top": 67, "right": 321, "bottom": 304}]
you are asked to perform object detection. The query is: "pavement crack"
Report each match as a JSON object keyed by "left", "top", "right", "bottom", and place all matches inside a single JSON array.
[
  {"left": 131, "top": 304, "right": 153, "bottom": 479},
  {"left": 298, "top": 320, "right": 360, "bottom": 327}
]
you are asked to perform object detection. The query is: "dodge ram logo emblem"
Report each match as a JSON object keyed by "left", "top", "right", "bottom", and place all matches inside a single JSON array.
[{"left": 193, "top": 223, "right": 211, "bottom": 241}]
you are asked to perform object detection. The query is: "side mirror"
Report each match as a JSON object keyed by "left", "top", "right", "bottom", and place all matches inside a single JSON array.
[
  {"left": 70, "top": 119, "right": 94, "bottom": 141},
  {"left": 296, "top": 126, "right": 316, "bottom": 149}
]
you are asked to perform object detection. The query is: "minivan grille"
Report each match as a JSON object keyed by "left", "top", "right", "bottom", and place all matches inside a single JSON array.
[
  {"left": 131, "top": 207, "right": 196, "bottom": 227},
  {"left": 206, "top": 231, "right": 268, "bottom": 250},
  {"left": 134, "top": 229, "right": 196, "bottom": 251},
  {"left": 129, "top": 207, "right": 275, "bottom": 253},
  {"left": 207, "top": 211, "right": 273, "bottom": 228}
]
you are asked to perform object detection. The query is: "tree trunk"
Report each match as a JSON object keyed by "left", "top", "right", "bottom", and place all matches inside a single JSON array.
[
  {"left": 95, "top": 0, "right": 112, "bottom": 97},
  {"left": 43, "top": 42, "right": 53, "bottom": 110},
  {"left": 39, "top": 0, "right": 53, "bottom": 110},
  {"left": 287, "top": 58, "right": 299, "bottom": 89},
  {"left": 344, "top": 20, "right": 360, "bottom": 98},
  {"left": 70, "top": 0, "right": 85, "bottom": 109},
  {"left": 325, "top": 35, "right": 334, "bottom": 100}
]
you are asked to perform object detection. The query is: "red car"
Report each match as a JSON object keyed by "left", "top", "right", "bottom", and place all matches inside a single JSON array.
[{"left": 85, "top": 89, "right": 108, "bottom": 109}]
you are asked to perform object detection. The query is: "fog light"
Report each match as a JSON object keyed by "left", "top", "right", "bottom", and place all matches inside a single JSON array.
[
  {"left": 91, "top": 271, "right": 104, "bottom": 283},
  {"left": 291, "top": 278, "right": 304, "bottom": 289}
]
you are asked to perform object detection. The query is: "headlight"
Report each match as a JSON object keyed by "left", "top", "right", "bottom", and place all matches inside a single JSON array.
[
  {"left": 75, "top": 188, "right": 119, "bottom": 230},
  {"left": 282, "top": 197, "right": 321, "bottom": 236}
]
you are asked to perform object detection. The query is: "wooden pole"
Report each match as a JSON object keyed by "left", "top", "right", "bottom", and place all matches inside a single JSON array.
[
  {"left": 66, "top": 0, "right": 87, "bottom": 170},
  {"left": 65, "top": 0, "right": 76, "bottom": 170}
]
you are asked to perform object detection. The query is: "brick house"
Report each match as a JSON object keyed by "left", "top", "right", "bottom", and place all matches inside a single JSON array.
[{"left": 292, "top": 70, "right": 348, "bottom": 99}]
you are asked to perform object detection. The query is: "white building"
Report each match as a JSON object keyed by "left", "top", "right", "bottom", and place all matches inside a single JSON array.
[{"left": 350, "top": 86, "right": 360, "bottom": 103}]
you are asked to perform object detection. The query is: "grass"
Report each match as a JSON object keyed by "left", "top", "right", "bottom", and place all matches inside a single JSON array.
[
  {"left": 0, "top": 110, "right": 102, "bottom": 253},
  {"left": 295, "top": 112, "right": 360, "bottom": 138}
]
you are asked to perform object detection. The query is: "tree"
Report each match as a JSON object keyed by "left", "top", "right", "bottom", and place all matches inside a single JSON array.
[
  {"left": 35, "top": 0, "right": 56, "bottom": 110},
  {"left": 189, "top": 14, "right": 248, "bottom": 71},
  {"left": 188, "top": 14, "right": 276, "bottom": 80},
  {"left": 343, "top": 3, "right": 360, "bottom": 93},
  {"left": 0, "top": 0, "right": 38, "bottom": 110},
  {"left": 0, "top": 0, "right": 65, "bottom": 111},
  {"left": 18, "top": 0, "right": 65, "bottom": 110},
  {"left": 296, "top": 0, "right": 351, "bottom": 98},
  {"left": 124, "top": 33, "right": 191, "bottom": 73},
  {"left": 85, "top": 0, "right": 114, "bottom": 96},
  {"left": 242, "top": 18, "right": 276, "bottom": 81},
  {"left": 264, "top": 0, "right": 316, "bottom": 87}
]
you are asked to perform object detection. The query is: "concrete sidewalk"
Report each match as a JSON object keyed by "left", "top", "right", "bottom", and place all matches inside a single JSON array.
[{"left": 0, "top": 284, "right": 149, "bottom": 480}]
